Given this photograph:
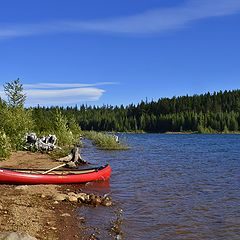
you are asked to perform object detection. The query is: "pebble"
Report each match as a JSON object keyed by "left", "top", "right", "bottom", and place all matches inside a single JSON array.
[
  {"left": 68, "top": 196, "right": 78, "bottom": 202},
  {"left": 15, "top": 185, "right": 28, "bottom": 190},
  {"left": 61, "top": 213, "right": 71, "bottom": 217},
  {"left": 68, "top": 192, "right": 77, "bottom": 197},
  {"left": 0, "top": 232, "right": 37, "bottom": 240},
  {"left": 76, "top": 193, "right": 87, "bottom": 198},
  {"left": 52, "top": 192, "right": 112, "bottom": 207},
  {"left": 116, "top": 234, "right": 122, "bottom": 240},
  {"left": 54, "top": 193, "right": 67, "bottom": 201},
  {"left": 102, "top": 200, "right": 112, "bottom": 207},
  {"left": 78, "top": 217, "right": 85, "bottom": 222}
]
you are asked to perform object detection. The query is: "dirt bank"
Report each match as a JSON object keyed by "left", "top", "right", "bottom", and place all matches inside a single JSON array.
[{"left": 0, "top": 151, "right": 89, "bottom": 240}]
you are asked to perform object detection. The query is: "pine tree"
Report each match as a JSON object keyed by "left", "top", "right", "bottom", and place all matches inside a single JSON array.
[{"left": 4, "top": 78, "right": 26, "bottom": 107}]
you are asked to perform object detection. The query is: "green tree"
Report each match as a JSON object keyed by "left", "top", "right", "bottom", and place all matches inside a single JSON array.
[
  {"left": 3, "top": 78, "right": 26, "bottom": 107},
  {"left": 0, "top": 79, "right": 34, "bottom": 150},
  {"left": 229, "top": 115, "right": 238, "bottom": 131}
]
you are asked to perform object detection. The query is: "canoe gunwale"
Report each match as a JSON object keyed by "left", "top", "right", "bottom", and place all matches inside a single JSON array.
[
  {"left": 0, "top": 169, "right": 97, "bottom": 175},
  {"left": 0, "top": 164, "right": 111, "bottom": 184},
  {"left": 0, "top": 164, "right": 109, "bottom": 172}
]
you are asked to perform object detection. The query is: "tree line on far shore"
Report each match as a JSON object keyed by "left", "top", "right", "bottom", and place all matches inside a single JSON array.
[{"left": 31, "top": 89, "right": 240, "bottom": 133}]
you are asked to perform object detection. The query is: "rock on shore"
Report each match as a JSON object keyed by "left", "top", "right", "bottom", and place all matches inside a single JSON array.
[{"left": 0, "top": 232, "right": 37, "bottom": 240}]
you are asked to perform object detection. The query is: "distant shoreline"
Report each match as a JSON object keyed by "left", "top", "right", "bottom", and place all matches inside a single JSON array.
[{"left": 116, "top": 131, "right": 240, "bottom": 134}]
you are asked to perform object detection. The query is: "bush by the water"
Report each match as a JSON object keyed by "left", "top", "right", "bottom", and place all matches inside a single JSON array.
[
  {"left": 53, "top": 109, "right": 74, "bottom": 146},
  {"left": 52, "top": 109, "right": 81, "bottom": 147},
  {"left": 0, "top": 79, "right": 82, "bottom": 157},
  {"left": 0, "top": 79, "right": 34, "bottom": 151},
  {"left": 84, "top": 131, "right": 128, "bottom": 150},
  {"left": 0, "top": 106, "right": 34, "bottom": 150},
  {"left": 0, "top": 129, "right": 11, "bottom": 159}
]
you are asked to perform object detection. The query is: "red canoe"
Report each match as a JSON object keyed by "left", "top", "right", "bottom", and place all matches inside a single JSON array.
[{"left": 0, "top": 164, "right": 111, "bottom": 184}]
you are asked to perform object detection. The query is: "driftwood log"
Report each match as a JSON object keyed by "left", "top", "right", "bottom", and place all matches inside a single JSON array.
[
  {"left": 25, "top": 133, "right": 60, "bottom": 151},
  {"left": 56, "top": 147, "right": 86, "bottom": 168}
]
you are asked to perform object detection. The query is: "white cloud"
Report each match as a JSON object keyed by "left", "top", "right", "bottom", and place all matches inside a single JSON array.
[
  {"left": 24, "top": 82, "right": 117, "bottom": 89},
  {"left": 0, "top": 82, "right": 117, "bottom": 106},
  {"left": 73, "top": 0, "right": 240, "bottom": 34},
  {"left": 0, "top": 0, "right": 240, "bottom": 38},
  {"left": 25, "top": 87, "right": 105, "bottom": 105}
]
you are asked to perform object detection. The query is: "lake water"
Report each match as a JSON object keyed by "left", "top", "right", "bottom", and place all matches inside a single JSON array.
[{"left": 79, "top": 134, "right": 240, "bottom": 240}]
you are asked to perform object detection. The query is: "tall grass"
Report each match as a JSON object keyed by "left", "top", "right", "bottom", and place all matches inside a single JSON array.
[{"left": 84, "top": 131, "right": 128, "bottom": 150}]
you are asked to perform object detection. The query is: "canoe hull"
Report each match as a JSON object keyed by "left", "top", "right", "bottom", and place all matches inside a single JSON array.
[{"left": 0, "top": 165, "right": 111, "bottom": 184}]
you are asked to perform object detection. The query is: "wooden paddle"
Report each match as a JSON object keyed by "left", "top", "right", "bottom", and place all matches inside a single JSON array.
[{"left": 42, "top": 163, "right": 66, "bottom": 174}]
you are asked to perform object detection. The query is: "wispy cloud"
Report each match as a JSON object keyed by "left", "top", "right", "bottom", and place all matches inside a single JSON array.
[
  {"left": 0, "top": 82, "right": 116, "bottom": 106},
  {"left": 0, "top": 0, "right": 239, "bottom": 38},
  {"left": 24, "top": 82, "right": 117, "bottom": 89},
  {"left": 25, "top": 87, "right": 105, "bottom": 105}
]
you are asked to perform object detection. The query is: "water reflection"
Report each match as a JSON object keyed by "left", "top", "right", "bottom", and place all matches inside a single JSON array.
[{"left": 80, "top": 180, "right": 111, "bottom": 194}]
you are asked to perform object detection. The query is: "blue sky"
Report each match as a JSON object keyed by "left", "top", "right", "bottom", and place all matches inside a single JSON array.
[{"left": 0, "top": 0, "right": 240, "bottom": 107}]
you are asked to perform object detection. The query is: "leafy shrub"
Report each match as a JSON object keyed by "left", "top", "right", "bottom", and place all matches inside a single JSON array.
[
  {"left": 197, "top": 125, "right": 216, "bottom": 134},
  {"left": 53, "top": 109, "right": 75, "bottom": 146},
  {"left": 0, "top": 128, "right": 11, "bottom": 159},
  {"left": 67, "top": 115, "right": 82, "bottom": 141},
  {"left": 0, "top": 106, "right": 34, "bottom": 150}
]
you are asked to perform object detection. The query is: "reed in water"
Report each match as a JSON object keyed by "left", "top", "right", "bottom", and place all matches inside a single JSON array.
[{"left": 84, "top": 131, "right": 128, "bottom": 150}]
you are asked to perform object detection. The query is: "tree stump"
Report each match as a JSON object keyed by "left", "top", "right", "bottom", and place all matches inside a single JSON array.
[{"left": 56, "top": 147, "right": 86, "bottom": 167}]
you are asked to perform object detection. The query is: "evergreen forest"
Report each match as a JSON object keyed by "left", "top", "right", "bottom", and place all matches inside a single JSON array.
[{"left": 31, "top": 89, "right": 240, "bottom": 133}]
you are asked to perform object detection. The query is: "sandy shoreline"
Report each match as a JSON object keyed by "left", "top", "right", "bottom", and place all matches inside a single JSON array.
[{"left": 0, "top": 151, "right": 90, "bottom": 240}]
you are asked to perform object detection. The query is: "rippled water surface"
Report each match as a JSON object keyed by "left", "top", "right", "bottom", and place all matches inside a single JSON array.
[{"left": 79, "top": 134, "right": 240, "bottom": 240}]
